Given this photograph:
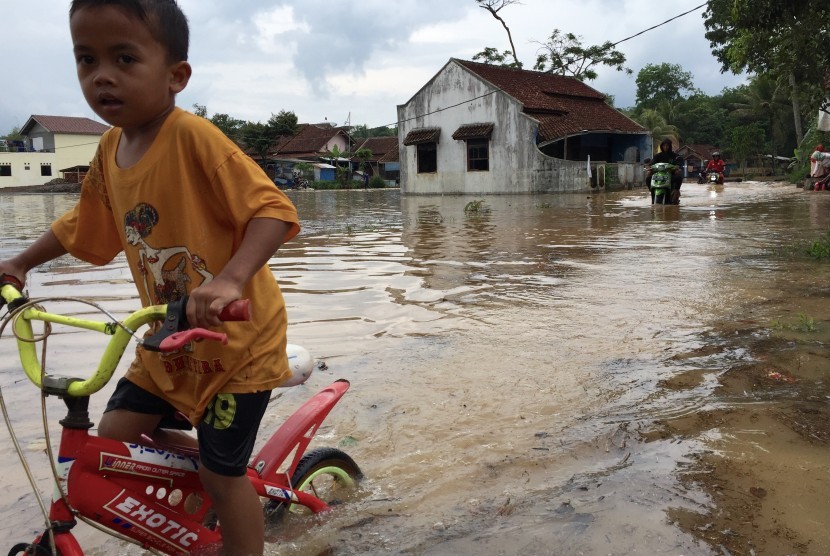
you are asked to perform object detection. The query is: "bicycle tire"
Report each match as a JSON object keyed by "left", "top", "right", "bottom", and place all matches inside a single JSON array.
[
  {"left": 264, "top": 446, "right": 362, "bottom": 519},
  {"left": 8, "top": 542, "right": 54, "bottom": 556}
]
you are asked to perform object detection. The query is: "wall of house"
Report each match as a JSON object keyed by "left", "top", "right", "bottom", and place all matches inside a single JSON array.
[
  {"left": 398, "top": 61, "right": 589, "bottom": 195},
  {"left": 0, "top": 152, "right": 57, "bottom": 188},
  {"left": 0, "top": 132, "right": 99, "bottom": 189},
  {"left": 54, "top": 133, "right": 98, "bottom": 176}
]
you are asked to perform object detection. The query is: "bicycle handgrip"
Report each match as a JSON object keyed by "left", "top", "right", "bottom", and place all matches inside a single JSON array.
[{"left": 219, "top": 299, "right": 250, "bottom": 321}]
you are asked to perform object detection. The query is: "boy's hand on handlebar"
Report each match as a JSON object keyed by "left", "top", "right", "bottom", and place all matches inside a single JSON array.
[
  {"left": 0, "top": 262, "right": 27, "bottom": 290},
  {"left": 187, "top": 278, "right": 244, "bottom": 329}
]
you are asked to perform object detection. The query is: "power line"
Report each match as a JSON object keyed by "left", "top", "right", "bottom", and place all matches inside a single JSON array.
[
  {"left": 610, "top": 3, "right": 707, "bottom": 48},
  {"left": 385, "top": 3, "right": 709, "bottom": 128}
]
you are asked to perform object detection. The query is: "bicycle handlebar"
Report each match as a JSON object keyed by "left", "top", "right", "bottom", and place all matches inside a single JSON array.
[{"left": 0, "top": 279, "right": 250, "bottom": 397}]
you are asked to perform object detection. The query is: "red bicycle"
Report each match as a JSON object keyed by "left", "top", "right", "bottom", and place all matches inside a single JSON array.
[{"left": 0, "top": 276, "right": 361, "bottom": 555}]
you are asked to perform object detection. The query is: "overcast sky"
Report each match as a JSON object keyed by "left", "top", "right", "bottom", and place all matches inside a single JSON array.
[{"left": 2, "top": 0, "right": 746, "bottom": 133}]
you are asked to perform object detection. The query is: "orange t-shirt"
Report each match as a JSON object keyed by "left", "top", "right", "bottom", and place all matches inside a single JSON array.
[{"left": 52, "top": 108, "right": 300, "bottom": 423}]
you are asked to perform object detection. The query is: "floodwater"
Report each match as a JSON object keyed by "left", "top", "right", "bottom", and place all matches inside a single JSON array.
[{"left": 0, "top": 181, "right": 829, "bottom": 555}]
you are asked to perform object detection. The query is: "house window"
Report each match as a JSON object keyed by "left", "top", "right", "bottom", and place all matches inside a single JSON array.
[
  {"left": 0, "top": 164, "right": 11, "bottom": 177},
  {"left": 467, "top": 139, "right": 489, "bottom": 171},
  {"left": 417, "top": 142, "right": 437, "bottom": 173},
  {"left": 41, "top": 164, "right": 52, "bottom": 177}
]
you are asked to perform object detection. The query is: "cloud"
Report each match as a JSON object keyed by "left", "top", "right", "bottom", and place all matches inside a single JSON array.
[{"left": 1, "top": 0, "right": 746, "bottom": 134}]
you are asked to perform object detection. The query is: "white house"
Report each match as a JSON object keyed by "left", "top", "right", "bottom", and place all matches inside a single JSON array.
[
  {"left": 397, "top": 59, "right": 649, "bottom": 195},
  {"left": 0, "top": 115, "right": 109, "bottom": 188}
]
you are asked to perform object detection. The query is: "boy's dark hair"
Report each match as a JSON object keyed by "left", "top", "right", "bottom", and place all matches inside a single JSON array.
[{"left": 69, "top": 0, "right": 189, "bottom": 62}]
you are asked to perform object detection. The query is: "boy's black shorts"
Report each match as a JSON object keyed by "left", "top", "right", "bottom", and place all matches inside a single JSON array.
[{"left": 105, "top": 377, "right": 271, "bottom": 477}]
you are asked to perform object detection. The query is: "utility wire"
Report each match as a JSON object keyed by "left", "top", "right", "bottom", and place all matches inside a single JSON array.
[
  {"left": 388, "top": 2, "right": 709, "bottom": 128},
  {"left": 7, "top": 5, "right": 710, "bottom": 152}
]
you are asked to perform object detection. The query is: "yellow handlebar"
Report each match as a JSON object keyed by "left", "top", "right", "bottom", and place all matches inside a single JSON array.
[{"left": 1, "top": 283, "right": 167, "bottom": 397}]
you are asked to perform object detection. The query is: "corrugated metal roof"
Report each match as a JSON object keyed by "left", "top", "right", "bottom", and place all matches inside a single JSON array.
[
  {"left": 22, "top": 115, "right": 110, "bottom": 135},
  {"left": 452, "top": 123, "right": 494, "bottom": 140},
  {"left": 403, "top": 128, "right": 441, "bottom": 145}
]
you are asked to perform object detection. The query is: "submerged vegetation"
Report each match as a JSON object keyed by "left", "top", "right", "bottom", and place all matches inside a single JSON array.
[
  {"left": 804, "top": 227, "right": 830, "bottom": 259},
  {"left": 464, "top": 199, "right": 490, "bottom": 214}
]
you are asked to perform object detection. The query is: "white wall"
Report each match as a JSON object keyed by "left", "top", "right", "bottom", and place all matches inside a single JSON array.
[
  {"left": 0, "top": 132, "right": 99, "bottom": 189},
  {"left": 0, "top": 152, "right": 58, "bottom": 188},
  {"left": 397, "top": 61, "right": 590, "bottom": 195}
]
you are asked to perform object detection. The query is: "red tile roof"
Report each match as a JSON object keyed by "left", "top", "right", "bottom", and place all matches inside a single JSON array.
[
  {"left": 274, "top": 123, "right": 350, "bottom": 157},
  {"left": 403, "top": 128, "right": 441, "bottom": 145},
  {"left": 355, "top": 136, "right": 398, "bottom": 161},
  {"left": 678, "top": 144, "right": 719, "bottom": 159},
  {"left": 455, "top": 59, "right": 645, "bottom": 142},
  {"left": 377, "top": 143, "right": 399, "bottom": 164},
  {"left": 22, "top": 115, "right": 110, "bottom": 136},
  {"left": 452, "top": 123, "right": 494, "bottom": 140}
]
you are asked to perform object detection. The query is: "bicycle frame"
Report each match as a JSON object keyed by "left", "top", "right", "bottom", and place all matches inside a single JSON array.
[{"left": 1, "top": 283, "right": 352, "bottom": 555}]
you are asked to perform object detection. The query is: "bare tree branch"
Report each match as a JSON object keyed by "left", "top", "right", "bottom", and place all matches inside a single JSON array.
[{"left": 476, "top": 0, "right": 523, "bottom": 68}]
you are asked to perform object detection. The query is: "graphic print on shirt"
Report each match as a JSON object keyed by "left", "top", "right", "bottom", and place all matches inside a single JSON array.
[{"left": 124, "top": 202, "right": 213, "bottom": 304}]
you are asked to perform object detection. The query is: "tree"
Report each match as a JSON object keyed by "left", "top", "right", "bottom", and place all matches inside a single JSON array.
[
  {"left": 192, "top": 103, "right": 208, "bottom": 118},
  {"left": 728, "top": 122, "right": 766, "bottom": 174},
  {"left": 632, "top": 109, "right": 679, "bottom": 154},
  {"left": 531, "top": 30, "right": 631, "bottom": 81},
  {"left": 2, "top": 127, "right": 23, "bottom": 141},
  {"left": 210, "top": 113, "right": 245, "bottom": 140},
  {"left": 238, "top": 111, "right": 299, "bottom": 171},
  {"left": 703, "top": 0, "right": 830, "bottom": 145},
  {"left": 728, "top": 74, "right": 791, "bottom": 160},
  {"left": 475, "top": 0, "right": 522, "bottom": 68},
  {"left": 472, "top": 47, "right": 522, "bottom": 69},
  {"left": 350, "top": 124, "right": 397, "bottom": 139},
  {"left": 268, "top": 110, "right": 298, "bottom": 137},
  {"left": 635, "top": 63, "right": 697, "bottom": 110},
  {"left": 353, "top": 147, "right": 373, "bottom": 173}
]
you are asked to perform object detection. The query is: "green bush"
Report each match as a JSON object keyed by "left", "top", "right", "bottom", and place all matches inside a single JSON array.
[
  {"left": 368, "top": 176, "right": 387, "bottom": 188},
  {"left": 311, "top": 180, "right": 339, "bottom": 190}
]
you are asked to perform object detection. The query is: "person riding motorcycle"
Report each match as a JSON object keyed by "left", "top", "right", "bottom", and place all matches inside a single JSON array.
[
  {"left": 647, "top": 138, "right": 683, "bottom": 204},
  {"left": 705, "top": 152, "right": 726, "bottom": 184}
]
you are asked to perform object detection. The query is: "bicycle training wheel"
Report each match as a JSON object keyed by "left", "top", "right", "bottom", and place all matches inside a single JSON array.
[{"left": 264, "top": 447, "right": 362, "bottom": 519}]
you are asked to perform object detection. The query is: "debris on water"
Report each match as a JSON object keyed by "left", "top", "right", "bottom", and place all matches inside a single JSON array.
[
  {"left": 554, "top": 501, "right": 574, "bottom": 515},
  {"left": 749, "top": 486, "right": 767, "bottom": 498},
  {"left": 340, "top": 435, "right": 359, "bottom": 447},
  {"left": 765, "top": 370, "right": 795, "bottom": 383},
  {"left": 496, "top": 498, "right": 514, "bottom": 516}
]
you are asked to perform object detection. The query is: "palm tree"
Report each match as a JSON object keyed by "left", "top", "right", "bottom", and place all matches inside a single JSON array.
[
  {"left": 730, "top": 74, "right": 789, "bottom": 164},
  {"left": 634, "top": 109, "right": 680, "bottom": 154}
]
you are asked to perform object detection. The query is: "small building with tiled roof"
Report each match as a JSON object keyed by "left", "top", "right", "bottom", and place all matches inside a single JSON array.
[
  {"left": 273, "top": 123, "right": 351, "bottom": 160},
  {"left": 397, "top": 58, "right": 649, "bottom": 194},
  {"left": 0, "top": 115, "right": 110, "bottom": 188},
  {"left": 354, "top": 136, "right": 399, "bottom": 181},
  {"left": 677, "top": 143, "right": 720, "bottom": 176}
]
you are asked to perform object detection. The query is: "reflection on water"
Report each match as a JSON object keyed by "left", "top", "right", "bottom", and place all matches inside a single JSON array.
[{"left": 0, "top": 182, "right": 823, "bottom": 554}]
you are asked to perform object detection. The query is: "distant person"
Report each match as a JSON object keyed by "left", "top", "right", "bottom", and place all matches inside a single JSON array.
[
  {"left": 647, "top": 139, "right": 683, "bottom": 204},
  {"left": 705, "top": 152, "right": 726, "bottom": 184},
  {"left": 810, "top": 145, "right": 830, "bottom": 191},
  {"left": 811, "top": 145, "right": 830, "bottom": 178}
]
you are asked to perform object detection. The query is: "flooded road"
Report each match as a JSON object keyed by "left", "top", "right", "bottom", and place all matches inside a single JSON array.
[{"left": 0, "top": 181, "right": 828, "bottom": 555}]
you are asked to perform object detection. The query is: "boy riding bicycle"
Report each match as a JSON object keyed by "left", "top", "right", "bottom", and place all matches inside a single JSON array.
[{"left": 0, "top": 1, "right": 300, "bottom": 554}]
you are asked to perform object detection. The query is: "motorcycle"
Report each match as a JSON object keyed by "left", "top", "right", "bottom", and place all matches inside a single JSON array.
[{"left": 649, "top": 162, "right": 679, "bottom": 205}]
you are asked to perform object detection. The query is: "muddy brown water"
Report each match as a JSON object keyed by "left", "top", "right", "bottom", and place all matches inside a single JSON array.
[{"left": 0, "top": 182, "right": 828, "bottom": 555}]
